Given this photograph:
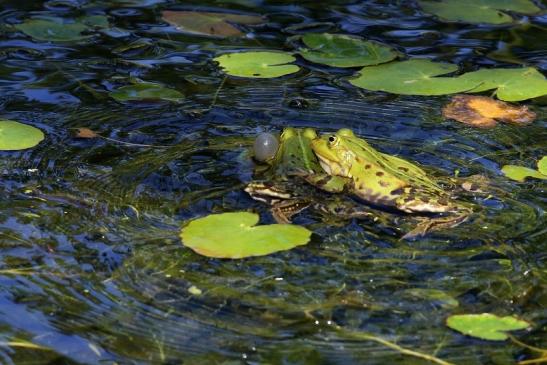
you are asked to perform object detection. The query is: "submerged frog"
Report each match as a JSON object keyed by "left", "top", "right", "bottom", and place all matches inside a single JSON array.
[
  {"left": 246, "top": 128, "right": 377, "bottom": 224},
  {"left": 311, "top": 128, "right": 473, "bottom": 238}
]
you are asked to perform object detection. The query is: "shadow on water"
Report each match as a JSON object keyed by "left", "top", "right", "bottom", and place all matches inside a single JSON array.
[{"left": 0, "top": 0, "right": 545, "bottom": 364}]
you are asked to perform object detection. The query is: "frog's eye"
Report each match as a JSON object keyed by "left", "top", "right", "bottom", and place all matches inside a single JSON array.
[{"left": 328, "top": 135, "right": 338, "bottom": 146}]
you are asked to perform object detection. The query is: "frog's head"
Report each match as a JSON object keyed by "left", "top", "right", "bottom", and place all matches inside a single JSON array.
[
  {"left": 274, "top": 127, "right": 320, "bottom": 174},
  {"left": 311, "top": 128, "right": 356, "bottom": 177}
]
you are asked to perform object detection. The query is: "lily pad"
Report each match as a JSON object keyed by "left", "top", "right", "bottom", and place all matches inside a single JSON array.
[
  {"left": 14, "top": 15, "right": 109, "bottom": 42},
  {"left": 214, "top": 51, "right": 300, "bottom": 78},
  {"left": 162, "top": 10, "right": 263, "bottom": 37},
  {"left": 0, "top": 120, "right": 44, "bottom": 151},
  {"left": 419, "top": 0, "right": 541, "bottom": 24},
  {"left": 15, "top": 18, "right": 89, "bottom": 42},
  {"left": 502, "top": 165, "right": 547, "bottom": 182},
  {"left": 110, "top": 81, "right": 184, "bottom": 102},
  {"left": 442, "top": 95, "right": 536, "bottom": 128},
  {"left": 461, "top": 68, "right": 547, "bottom": 102},
  {"left": 298, "top": 33, "right": 397, "bottom": 68},
  {"left": 350, "top": 59, "right": 479, "bottom": 96},
  {"left": 538, "top": 156, "right": 547, "bottom": 176},
  {"left": 446, "top": 313, "right": 530, "bottom": 340},
  {"left": 180, "top": 212, "right": 311, "bottom": 258}
]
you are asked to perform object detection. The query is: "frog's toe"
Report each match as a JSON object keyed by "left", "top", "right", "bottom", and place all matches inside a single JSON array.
[
  {"left": 271, "top": 200, "right": 310, "bottom": 224},
  {"left": 459, "top": 174, "right": 491, "bottom": 194},
  {"left": 403, "top": 213, "right": 470, "bottom": 240}
]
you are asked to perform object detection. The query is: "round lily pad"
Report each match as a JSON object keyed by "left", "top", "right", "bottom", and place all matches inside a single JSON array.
[
  {"left": 0, "top": 119, "right": 44, "bottom": 151},
  {"left": 298, "top": 33, "right": 397, "bottom": 68},
  {"left": 162, "top": 10, "right": 263, "bottom": 37},
  {"left": 15, "top": 18, "right": 90, "bottom": 42},
  {"left": 446, "top": 313, "right": 530, "bottom": 340},
  {"left": 180, "top": 212, "right": 311, "bottom": 258},
  {"left": 350, "top": 59, "right": 479, "bottom": 96},
  {"left": 14, "top": 15, "right": 109, "bottom": 42},
  {"left": 502, "top": 165, "right": 547, "bottom": 182},
  {"left": 461, "top": 67, "right": 547, "bottom": 102},
  {"left": 419, "top": 0, "right": 540, "bottom": 24},
  {"left": 214, "top": 51, "right": 300, "bottom": 78},
  {"left": 537, "top": 156, "right": 547, "bottom": 176},
  {"left": 110, "top": 81, "right": 184, "bottom": 102}
]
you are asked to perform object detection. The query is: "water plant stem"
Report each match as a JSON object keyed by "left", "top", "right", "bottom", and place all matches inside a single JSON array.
[{"left": 334, "top": 326, "right": 455, "bottom": 365}]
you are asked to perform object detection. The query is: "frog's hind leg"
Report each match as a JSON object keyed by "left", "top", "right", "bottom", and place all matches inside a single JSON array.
[
  {"left": 402, "top": 211, "right": 470, "bottom": 240},
  {"left": 271, "top": 200, "right": 311, "bottom": 224}
]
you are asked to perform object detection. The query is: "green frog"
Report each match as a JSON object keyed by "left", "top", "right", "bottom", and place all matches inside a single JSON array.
[
  {"left": 245, "top": 128, "right": 377, "bottom": 224},
  {"left": 310, "top": 128, "right": 473, "bottom": 239}
]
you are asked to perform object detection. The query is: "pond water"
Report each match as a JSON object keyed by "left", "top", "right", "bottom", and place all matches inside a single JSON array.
[{"left": 0, "top": 1, "right": 546, "bottom": 364}]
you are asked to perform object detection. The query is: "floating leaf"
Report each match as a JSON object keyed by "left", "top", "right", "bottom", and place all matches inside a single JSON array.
[
  {"left": 442, "top": 95, "right": 536, "bottom": 128},
  {"left": 214, "top": 51, "right": 300, "bottom": 78},
  {"left": 15, "top": 18, "right": 90, "bottom": 42},
  {"left": 538, "top": 156, "right": 547, "bottom": 176},
  {"left": 419, "top": 0, "right": 541, "bottom": 24},
  {"left": 180, "top": 212, "right": 311, "bottom": 258},
  {"left": 162, "top": 10, "right": 262, "bottom": 37},
  {"left": 298, "top": 33, "right": 397, "bottom": 68},
  {"left": 74, "top": 127, "right": 100, "bottom": 139},
  {"left": 80, "top": 15, "right": 110, "bottom": 28},
  {"left": 502, "top": 165, "right": 547, "bottom": 182},
  {"left": 14, "top": 15, "right": 109, "bottom": 42},
  {"left": 110, "top": 81, "right": 184, "bottom": 102},
  {"left": 0, "top": 120, "right": 44, "bottom": 151},
  {"left": 350, "top": 59, "right": 479, "bottom": 96},
  {"left": 461, "top": 68, "right": 547, "bottom": 101},
  {"left": 446, "top": 313, "right": 530, "bottom": 340}
]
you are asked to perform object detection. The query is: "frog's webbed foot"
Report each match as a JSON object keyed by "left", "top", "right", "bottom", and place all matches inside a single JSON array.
[
  {"left": 402, "top": 211, "right": 471, "bottom": 240},
  {"left": 457, "top": 174, "right": 491, "bottom": 194},
  {"left": 271, "top": 200, "right": 311, "bottom": 224}
]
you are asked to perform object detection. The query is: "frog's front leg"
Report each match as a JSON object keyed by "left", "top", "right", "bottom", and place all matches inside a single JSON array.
[{"left": 304, "top": 173, "right": 350, "bottom": 193}]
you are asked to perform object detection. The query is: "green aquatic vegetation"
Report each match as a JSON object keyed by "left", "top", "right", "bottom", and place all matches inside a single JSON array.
[
  {"left": 162, "top": 10, "right": 263, "bottom": 37},
  {"left": 538, "top": 156, "right": 547, "bottom": 175},
  {"left": 14, "top": 15, "right": 109, "bottom": 42},
  {"left": 0, "top": 120, "right": 44, "bottom": 151},
  {"left": 180, "top": 212, "right": 311, "bottom": 258},
  {"left": 402, "top": 288, "right": 459, "bottom": 309},
  {"left": 502, "top": 156, "right": 547, "bottom": 182},
  {"left": 418, "top": 0, "right": 541, "bottom": 24},
  {"left": 350, "top": 59, "right": 479, "bottom": 96},
  {"left": 446, "top": 313, "right": 530, "bottom": 340},
  {"left": 461, "top": 67, "right": 547, "bottom": 101},
  {"left": 298, "top": 33, "right": 398, "bottom": 68},
  {"left": 109, "top": 81, "right": 184, "bottom": 102},
  {"left": 214, "top": 51, "right": 300, "bottom": 78},
  {"left": 350, "top": 60, "right": 547, "bottom": 100}
]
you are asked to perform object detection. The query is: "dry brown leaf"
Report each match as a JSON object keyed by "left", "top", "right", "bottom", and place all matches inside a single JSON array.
[
  {"left": 442, "top": 95, "right": 536, "bottom": 128},
  {"left": 74, "top": 127, "right": 99, "bottom": 138},
  {"left": 162, "top": 11, "right": 263, "bottom": 37}
]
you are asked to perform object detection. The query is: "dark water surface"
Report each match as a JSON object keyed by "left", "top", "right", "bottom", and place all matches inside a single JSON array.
[{"left": 0, "top": 1, "right": 546, "bottom": 364}]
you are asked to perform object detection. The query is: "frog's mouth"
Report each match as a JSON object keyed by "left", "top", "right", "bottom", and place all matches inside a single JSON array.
[
  {"left": 316, "top": 153, "right": 347, "bottom": 177},
  {"left": 317, "top": 155, "right": 334, "bottom": 174},
  {"left": 311, "top": 138, "right": 347, "bottom": 177}
]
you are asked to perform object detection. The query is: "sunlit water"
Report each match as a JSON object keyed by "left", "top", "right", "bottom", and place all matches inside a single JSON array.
[{"left": 0, "top": 1, "right": 545, "bottom": 364}]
